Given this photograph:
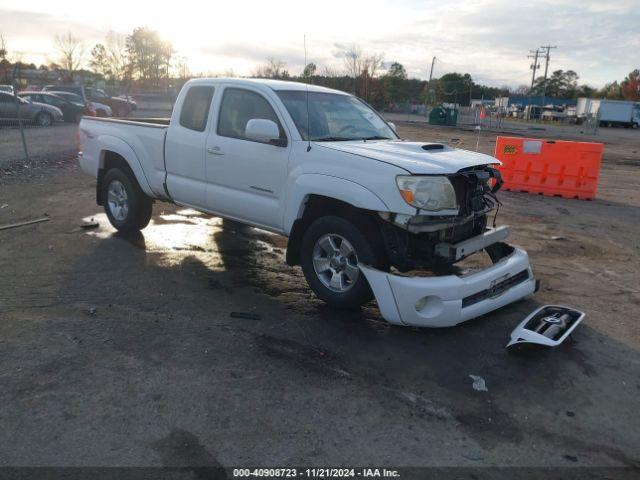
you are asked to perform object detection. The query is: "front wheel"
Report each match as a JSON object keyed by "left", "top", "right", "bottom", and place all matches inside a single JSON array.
[
  {"left": 36, "top": 112, "right": 52, "bottom": 127},
  {"left": 102, "top": 168, "right": 153, "bottom": 232},
  {"left": 300, "top": 215, "right": 387, "bottom": 309}
]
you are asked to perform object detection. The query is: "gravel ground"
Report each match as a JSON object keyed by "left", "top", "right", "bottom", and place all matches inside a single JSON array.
[{"left": 0, "top": 122, "right": 638, "bottom": 474}]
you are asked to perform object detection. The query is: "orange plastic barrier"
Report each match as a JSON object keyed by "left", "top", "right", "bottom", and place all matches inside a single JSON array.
[{"left": 494, "top": 137, "right": 603, "bottom": 200}]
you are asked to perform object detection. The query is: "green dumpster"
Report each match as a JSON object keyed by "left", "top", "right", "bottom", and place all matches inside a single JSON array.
[{"left": 429, "top": 106, "right": 458, "bottom": 126}]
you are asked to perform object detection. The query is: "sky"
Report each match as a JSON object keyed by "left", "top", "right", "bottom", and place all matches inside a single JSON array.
[{"left": 1, "top": 0, "right": 638, "bottom": 88}]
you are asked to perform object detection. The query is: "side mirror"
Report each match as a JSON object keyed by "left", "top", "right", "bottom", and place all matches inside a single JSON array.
[
  {"left": 388, "top": 122, "right": 397, "bottom": 132},
  {"left": 245, "top": 119, "right": 281, "bottom": 145}
]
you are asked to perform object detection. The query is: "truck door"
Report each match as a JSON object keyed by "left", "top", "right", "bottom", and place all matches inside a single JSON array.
[
  {"left": 164, "top": 85, "right": 216, "bottom": 208},
  {"left": 204, "top": 86, "right": 290, "bottom": 230}
]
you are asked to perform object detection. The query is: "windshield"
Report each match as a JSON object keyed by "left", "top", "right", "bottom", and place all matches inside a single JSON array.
[{"left": 276, "top": 90, "right": 397, "bottom": 141}]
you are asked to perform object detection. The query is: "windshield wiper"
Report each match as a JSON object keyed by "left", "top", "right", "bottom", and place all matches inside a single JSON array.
[
  {"left": 312, "top": 136, "right": 356, "bottom": 142},
  {"left": 361, "top": 136, "right": 392, "bottom": 141}
]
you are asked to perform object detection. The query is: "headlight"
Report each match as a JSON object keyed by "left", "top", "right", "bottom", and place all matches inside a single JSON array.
[{"left": 396, "top": 175, "right": 458, "bottom": 211}]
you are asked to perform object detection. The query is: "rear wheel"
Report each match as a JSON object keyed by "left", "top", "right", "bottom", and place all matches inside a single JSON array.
[
  {"left": 102, "top": 168, "right": 153, "bottom": 232},
  {"left": 300, "top": 215, "right": 387, "bottom": 309},
  {"left": 36, "top": 112, "right": 52, "bottom": 127}
]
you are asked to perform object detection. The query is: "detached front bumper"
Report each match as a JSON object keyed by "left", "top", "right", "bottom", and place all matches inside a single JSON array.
[{"left": 360, "top": 244, "right": 536, "bottom": 328}]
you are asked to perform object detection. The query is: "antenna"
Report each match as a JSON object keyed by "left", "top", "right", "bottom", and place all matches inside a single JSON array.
[{"left": 304, "top": 34, "right": 311, "bottom": 152}]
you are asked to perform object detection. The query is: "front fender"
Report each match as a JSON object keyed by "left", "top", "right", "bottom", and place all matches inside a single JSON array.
[
  {"left": 97, "top": 135, "right": 154, "bottom": 197},
  {"left": 283, "top": 174, "right": 389, "bottom": 234}
]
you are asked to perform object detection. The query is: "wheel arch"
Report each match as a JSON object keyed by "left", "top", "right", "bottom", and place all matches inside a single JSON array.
[
  {"left": 285, "top": 194, "right": 386, "bottom": 267},
  {"left": 284, "top": 175, "right": 389, "bottom": 266},
  {"left": 96, "top": 138, "right": 153, "bottom": 205}
]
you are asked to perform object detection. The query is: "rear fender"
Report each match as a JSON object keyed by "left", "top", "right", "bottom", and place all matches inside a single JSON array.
[{"left": 97, "top": 135, "right": 154, "bottom": 197}]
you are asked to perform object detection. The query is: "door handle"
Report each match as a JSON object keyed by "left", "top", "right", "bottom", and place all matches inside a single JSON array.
[{"left": 207, "top": 146, "right": 224, "bottom": 155}]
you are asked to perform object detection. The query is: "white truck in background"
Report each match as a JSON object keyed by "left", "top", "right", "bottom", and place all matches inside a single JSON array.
[
  {"left": 78, "top": 78, "right": 537, "bottom": 327},
  {"left": 577, "top": 97, "right": 640, "bottom": 128}
]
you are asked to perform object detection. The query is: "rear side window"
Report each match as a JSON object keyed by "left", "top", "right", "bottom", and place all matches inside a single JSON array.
[
  {"left": 46, "top": 96, "right": 66, "bottom": 107},
  {"left": 217, "top": 88, "right": 282, "bottom": 141},
  {"left": 179, "top": 86, "right": 215, "bottom": 132}
]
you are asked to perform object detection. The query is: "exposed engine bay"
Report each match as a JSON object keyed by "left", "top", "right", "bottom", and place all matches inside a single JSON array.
[{"left": 377, "top": 166, "right": 504, "bottom": 272}]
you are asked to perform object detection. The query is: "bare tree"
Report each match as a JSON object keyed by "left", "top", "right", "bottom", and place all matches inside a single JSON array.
[
  {"left": 340, "top": 45, "right": 384, "bottom": 97},
  {"left": 105, "top": 31, "right": 129, "bottom": 83},
  {"left": 360, "top": 53, "right": 384, "bottom": 100},
  {"left": 174, "top": 56, "right": 190, "bottom": 79},
  {"left": 254, "top": 57, "right": 289, "bottom": 79},
  {"left": 321, "top": 65, "right": 340, "bottom": 78},
  {"left": 363, "top": 53, "right": 384, "bottom": 79},
  {"left": 341, "top": 44, "right": 363, "bottom": 81},
  {"left": 55, "top": 32, "right": 85, "bottom": 81}
]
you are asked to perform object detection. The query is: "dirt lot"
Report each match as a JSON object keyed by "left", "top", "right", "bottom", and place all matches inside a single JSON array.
[{"left": 0, "top": 122, "right": 639, "bottom": 473}]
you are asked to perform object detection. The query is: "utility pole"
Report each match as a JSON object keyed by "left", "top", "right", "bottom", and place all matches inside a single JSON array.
[
  {"left": 427, "top": 56, "right": 436, "bottom": 107},
  {"left": 539, "top": 44, "right": 557, "bottom": 107},
  {"left": 528, "top": 49, "right": 541, "bottom": 92}
]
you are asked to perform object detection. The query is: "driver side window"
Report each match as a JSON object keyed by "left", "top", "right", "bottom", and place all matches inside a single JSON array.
[{"left": 217, "top": 88, "right": 283, "bottom": 142}]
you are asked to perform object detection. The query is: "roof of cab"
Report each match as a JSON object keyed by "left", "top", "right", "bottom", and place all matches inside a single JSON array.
[{"left": 186, "top": 77, "right": 348, "bottom": 95}]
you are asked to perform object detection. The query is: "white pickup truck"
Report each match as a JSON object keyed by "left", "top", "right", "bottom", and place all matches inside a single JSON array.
[{"left": 79, "top": 78, "right": 536, "bottom": 327}]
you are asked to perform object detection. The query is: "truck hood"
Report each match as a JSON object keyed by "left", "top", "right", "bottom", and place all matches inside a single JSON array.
[{"left": 319, "top": 140, "right": 500, "bottom": 174}]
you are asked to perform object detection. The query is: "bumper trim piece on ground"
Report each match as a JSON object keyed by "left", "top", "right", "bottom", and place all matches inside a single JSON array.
[{"left": 360, "top": 243, "right": 536, "bottom": 328}]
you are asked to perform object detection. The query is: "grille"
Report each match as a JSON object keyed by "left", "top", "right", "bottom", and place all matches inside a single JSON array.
[{"left": 462, "top": 269, "right": 530, "bottom": 308}]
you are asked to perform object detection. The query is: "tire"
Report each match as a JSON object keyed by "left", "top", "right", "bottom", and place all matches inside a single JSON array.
[
  {"left": 102, "top": 168, "right": 153, "bottom": 232},
  {"left": 300, "top": 215, "right": 387, "bottom": 309},
  {"left": 75, "top": 112, "right": 83, "bottom": 123},
  {"left": 36, "top": 112, "right": 53, "bottom": 127}
]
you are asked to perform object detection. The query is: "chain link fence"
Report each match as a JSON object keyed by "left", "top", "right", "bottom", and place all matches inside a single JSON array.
[
  {"left": 0, "top": 122, "right": 79, "bottom": 168},
  {"left": 1, "top": 94, "right": 174, "bottom": 170}
]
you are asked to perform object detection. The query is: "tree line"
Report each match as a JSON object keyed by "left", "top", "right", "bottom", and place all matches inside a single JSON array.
[
  {"left": 1, "top": 32, "right": 638, "bottom": 104},
  {"left": 248, "top": 45, "right": 639, "bottom": 108}
]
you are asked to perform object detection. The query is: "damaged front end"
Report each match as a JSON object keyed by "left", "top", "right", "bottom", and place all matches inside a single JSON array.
[
  {"left": 378, "top": 166, "right": 504, "bottom": 271},
  {"left": 367, "top": 166, "right": 537, "bottom": 327}
]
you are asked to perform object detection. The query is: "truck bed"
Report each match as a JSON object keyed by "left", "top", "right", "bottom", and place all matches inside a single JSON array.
[{"left": 79, "top": 115, "right": 170, "bottom": 200}]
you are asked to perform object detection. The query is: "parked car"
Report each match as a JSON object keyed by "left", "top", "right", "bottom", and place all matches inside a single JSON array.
[
  {"left": 43, "top": 85, "right": 118, "bottom": 117},
  {"left": 85, "top": 87, "right": 132, "bottom": 116},
  {"left": 0, "top": 92, "right": 64, "bottom": 126},
  {"left": 50, "top": 90, "right": 111, "bottom": 117},
  {"left": 116, "top": 94, "right": 137, "bottom": 110},
  {"left": 18, "top": 91, "right": 85, "bottom": 123},
  {"left": 43, "top": 84, "right": 85, "bottom": 100},
  {"left": 0, "top": 85, "right": 15, "bottom": 94},
  {"left": 91, "top": 101, "right": 112, "bottom": 117},
  {"left": 541, "top": 105, "right": 566, "bottom": 121},
  {"left": 78, "top": 78, "right": 537, "bottom": 328}
]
